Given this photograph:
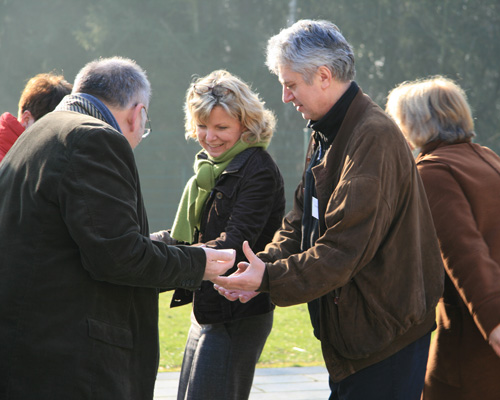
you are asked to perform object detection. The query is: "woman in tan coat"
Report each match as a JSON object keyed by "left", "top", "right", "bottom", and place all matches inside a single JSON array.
[{"left": 386, "top": 76, "right": 500, "bottom": 399}]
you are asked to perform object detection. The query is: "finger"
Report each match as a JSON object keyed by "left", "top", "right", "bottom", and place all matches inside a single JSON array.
[
  {"left": 214, "top": 285, "right": 231, "bottom": 296},
  {"left": 226, "top": 292, "right": 240, "bottom": 301},
  {"left": 211, "top": 276, "right": 227, "bottom": 286},
  {"left": 242, "top": 241, "right": 258, "bottom": 263},
  {"left": 205, "top": 248, "right": 235, "bottom": 263},
  {"left": 235, "top": 262, "right": 249, "bottom": 274},
  {"left": 213, "top": 282, "right": 240, "bottom": 300},
  {"left": 212, "top": 275, "right": 236, "bottom": 288},
  {"left": 239, "top": 294, "right": 250, "bottom": 303},
  {"left": 216, "top": 248, "right": 235, "bottom": 261}
]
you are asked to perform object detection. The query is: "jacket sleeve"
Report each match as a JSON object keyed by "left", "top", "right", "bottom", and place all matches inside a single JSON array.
[
  {"left": 59, "top": 127, "right": 206, "bottom": 290},
  {"left": 258, "top": 180, "right": 305, "bottom": 263},
  {"left": 418, "top": 160, "right": 500, "bottom": 339},
  {"left": 265, "top": 174, "right": 391, "bottom": 306}
]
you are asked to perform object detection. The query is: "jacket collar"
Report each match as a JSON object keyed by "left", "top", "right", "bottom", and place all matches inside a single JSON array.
[
  {"left": 308, "top": 81, "right": 359, "bottom": 149},
  {"left": 416, "top": 139, "right": 472, "bottom": 163},
  {"left": 311, "top": 88, "right": 374, "bottom": 195}
]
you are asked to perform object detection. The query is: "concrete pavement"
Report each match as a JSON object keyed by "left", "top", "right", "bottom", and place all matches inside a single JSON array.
[{"left": 153, "top": 365, "right": 330, "bottom": 399}]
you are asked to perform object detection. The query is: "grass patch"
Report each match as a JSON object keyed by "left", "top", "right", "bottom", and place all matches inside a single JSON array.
[{"left": 158, "top": 291, "right": 324, "bottom": 372}]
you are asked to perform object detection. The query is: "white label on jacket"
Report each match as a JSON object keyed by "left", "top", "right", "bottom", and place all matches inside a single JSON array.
[{"left": 312, "top": 197, "right": 319, "bottom": 219}]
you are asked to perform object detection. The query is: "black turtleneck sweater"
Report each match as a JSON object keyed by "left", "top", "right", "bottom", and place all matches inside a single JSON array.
[
  {"left": 301, "top": 81, "right": 359, "bottom": 339},
  {"left": 301, "top": 81, "right": 359, "bottom": 251}
]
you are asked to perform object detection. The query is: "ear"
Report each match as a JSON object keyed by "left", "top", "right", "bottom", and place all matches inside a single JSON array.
[
  {"left": 317, "top": 66, "right": 333, "bottom": 89},
  {"left": 127, "top": 103, "right": 144, "bottom": 132},
  {"left": 19, "top": 110, "right": 35, "bottom": 129}
]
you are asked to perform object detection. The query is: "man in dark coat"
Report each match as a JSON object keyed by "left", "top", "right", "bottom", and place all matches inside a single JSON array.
[{"left": 0, "top": 56, "right": 235, "bottom": 400}]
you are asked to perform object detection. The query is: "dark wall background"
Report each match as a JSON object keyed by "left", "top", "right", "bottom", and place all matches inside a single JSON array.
[{"left": 1, "top": 0, "right": 499, "bottom": 230}]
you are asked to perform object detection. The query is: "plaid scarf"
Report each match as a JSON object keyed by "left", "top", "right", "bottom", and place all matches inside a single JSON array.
[{"left": 55, "top": 93, "right": 122, "bottom": 133}]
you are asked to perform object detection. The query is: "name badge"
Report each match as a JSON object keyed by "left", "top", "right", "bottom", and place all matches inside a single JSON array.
[{"left": 312, "top": 197, "right": 319, "bottom": 220}]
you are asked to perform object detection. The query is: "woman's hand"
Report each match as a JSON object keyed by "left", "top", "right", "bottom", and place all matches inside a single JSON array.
[{"left": 150, "top": 230, "right": 178, "bottom": 245}]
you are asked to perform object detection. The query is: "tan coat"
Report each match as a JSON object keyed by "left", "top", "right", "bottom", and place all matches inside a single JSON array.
[{"left": 417, "top": 140, "right": 500, "bottom": 400}]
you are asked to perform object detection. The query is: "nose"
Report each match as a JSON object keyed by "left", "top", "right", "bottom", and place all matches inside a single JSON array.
[
  {"left": 282, "top": 86, "right": 294, "bottom": 103},
  {"left": 205, "top": 128, "right": 217, "bottom": 142}
]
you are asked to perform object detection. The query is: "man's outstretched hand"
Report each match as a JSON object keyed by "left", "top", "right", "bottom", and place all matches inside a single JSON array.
[
  {"left": 212, "top": 241, "right": 265, "bottom": 292},
  {"left": 202, "top": 248, "right": 236, "bottom": 281}
]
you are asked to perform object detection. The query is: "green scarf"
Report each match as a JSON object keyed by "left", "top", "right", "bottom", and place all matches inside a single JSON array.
[{"left": 171, "top": 139, "right": 268, "bottom": 243}]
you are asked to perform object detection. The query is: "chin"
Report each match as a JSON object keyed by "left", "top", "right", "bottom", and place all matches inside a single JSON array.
[{"left": 204, "top": 146, "right": 225, "bottom": 158}]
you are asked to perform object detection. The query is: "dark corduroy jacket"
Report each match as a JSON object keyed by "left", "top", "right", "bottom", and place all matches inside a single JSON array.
[
  {"left": 0, "top": 111, "right": 207, "bottom": 400},
  {"left": 258, "top": 89, "right": 444, "bottom": 382}
]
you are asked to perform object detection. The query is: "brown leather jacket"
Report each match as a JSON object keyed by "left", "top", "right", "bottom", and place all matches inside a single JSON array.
[{"left": 259, "top": 89, "right": 444, "bottom": 381}]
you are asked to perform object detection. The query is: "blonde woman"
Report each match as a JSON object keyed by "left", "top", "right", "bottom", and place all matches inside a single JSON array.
[
  {"left": 153, "top": 70, "right": 285, "bottom": 399},
  {"left": 387, "top": 76, "right": 500, "bottom": 400}
]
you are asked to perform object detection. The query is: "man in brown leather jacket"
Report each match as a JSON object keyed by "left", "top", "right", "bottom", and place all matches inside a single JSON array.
[{"left": 214, "top": 19, "right": 444, "bottom": 400}]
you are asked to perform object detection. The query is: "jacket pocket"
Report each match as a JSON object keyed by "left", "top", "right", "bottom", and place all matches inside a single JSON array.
[
  {"left": 323, "top": 283, "right": 402, "bottom": 360},
  {"left": 212, "top": 184, "right": 236, "bottom": 218},
  {"left": 87, "top": 318, "right": 133, "bottom": 349}
]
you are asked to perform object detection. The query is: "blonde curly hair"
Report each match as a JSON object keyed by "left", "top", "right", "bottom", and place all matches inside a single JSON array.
[{"left": 184, "top": 70, "right": 276, "bottom": 144}]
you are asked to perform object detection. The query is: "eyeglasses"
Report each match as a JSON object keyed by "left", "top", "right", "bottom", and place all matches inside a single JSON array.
[
  {"left": 193, "top": 84, "right": 232, "bottom": 100},
  {"left": 142, "top": 106, "right": 152, "bottom": 139}
]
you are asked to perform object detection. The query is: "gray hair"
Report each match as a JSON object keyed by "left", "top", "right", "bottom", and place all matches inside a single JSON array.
[
  {"left": 386, "top": 76, "right": 475, "bottom": 148},
  {"left": 73, "top": 56, "right": 151, "bottom": 109},
  {"left": 266, "top": 19, "right": 355, "bottom": 84}
]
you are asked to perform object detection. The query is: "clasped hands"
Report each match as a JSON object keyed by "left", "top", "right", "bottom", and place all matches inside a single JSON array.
[
  {"left": 151, "top": 231, "right": 265, "bottom": 303},
  {"left": 212, "top": 241, "right": 266, "bottom": 304}
]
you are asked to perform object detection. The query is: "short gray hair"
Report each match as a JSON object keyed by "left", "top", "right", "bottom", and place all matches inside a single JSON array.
[
  {"left": 73, "top": 56, "right": 151, "bottom": 109},
  {"left": 266, "top": 19, "right": 355, "bottom": 84}
]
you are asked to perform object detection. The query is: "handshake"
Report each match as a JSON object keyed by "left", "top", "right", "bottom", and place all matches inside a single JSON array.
[
  {"left": 151, "top": 230, "right": 264, "bottom": 303},
  {"left": 209, "top": 241, "right": 266, "bottom": 303}
]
